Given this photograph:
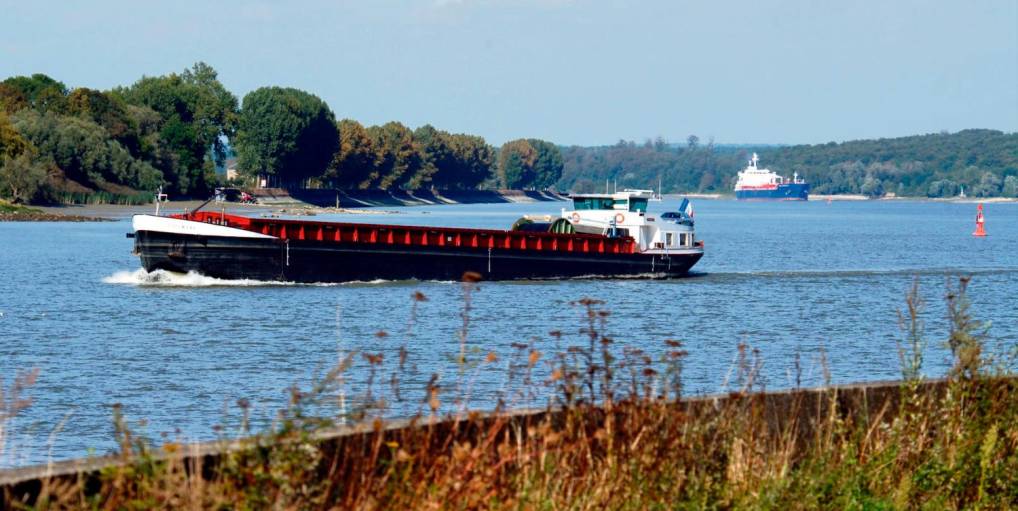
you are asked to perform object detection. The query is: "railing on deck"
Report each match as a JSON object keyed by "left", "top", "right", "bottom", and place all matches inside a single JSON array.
[{"left": 176, "top": 212, "right": 638, "bottom": 255}]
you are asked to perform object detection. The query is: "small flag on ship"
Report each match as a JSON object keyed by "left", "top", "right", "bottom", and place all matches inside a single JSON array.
[{"left": 679, "top": 198, "right": 694, "bottom": 218}]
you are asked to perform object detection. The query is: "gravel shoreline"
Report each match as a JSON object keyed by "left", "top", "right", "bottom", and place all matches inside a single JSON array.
[{"left": 0, "top": 211, "right": 114, "bottom": 222}]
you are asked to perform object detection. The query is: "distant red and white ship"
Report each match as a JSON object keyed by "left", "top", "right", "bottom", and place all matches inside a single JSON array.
[{"left": 734, "top": 153, "right": 809, "bottom": 201}]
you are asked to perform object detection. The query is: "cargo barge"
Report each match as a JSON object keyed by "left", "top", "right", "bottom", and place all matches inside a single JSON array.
[{"left": 130, "top": 190, "right": 704, "bottom": 283}]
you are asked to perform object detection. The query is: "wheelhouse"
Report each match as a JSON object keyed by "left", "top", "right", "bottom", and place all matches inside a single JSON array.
[
  {"left": 571, "top": 196, "right": 649, "bottom": 213},
  {"left": 562, "top": 189, "right": 698, "bottom": 254}
]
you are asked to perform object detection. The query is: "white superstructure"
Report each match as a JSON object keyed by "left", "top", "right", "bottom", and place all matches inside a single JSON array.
[
  {"left": 562, "top": 189, "right": 699, "bottom": 254},
  {"left": 734, "top": 153, "right": 803, "bottom": 191},
  {"left": 132, "top": 214, "right": 277, "bottom": 239}
]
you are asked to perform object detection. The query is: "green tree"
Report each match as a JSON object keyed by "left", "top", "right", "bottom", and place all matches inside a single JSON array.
[
  {"left": 66, "top": 88, "right": 141, "bottom": 156},
  {"left": 0, "top": 112, "right": 32, "bottom": 159},
  {"left": 327, "top": 119, "right": 377, "bottom": 189},
  {"left": 860, "top": 175, "right": 885, "bottom": 197},
  {"left": 414, "top": 124, "right": 452, "bottom": 189},
  {"left": 496, "top": 138, "right": 561, "bottom": 189},
  {"left": 0, "top": 153, "right": 48, "bottom": 203},
  {"left": 34, "top": 86, "right": 68, "bottom": 114},
  {"left": 1002, "top": 175, "right": 1018, "bottom": 198},
  {"left": 972, "top": 171, "right": 1002, "bottom": 197},
  {"left": 0, "top": 111, "right": 49, "bottom": 203},
  {"left": 526, "top": 138, "right": 564, "bottom": 189},
  {"left": 123, "top": 104, "right": 175, "bottom": 170},
  {"left": 235, "top": 86, "right": 338, "bottom": 187},
  {"left": 115, "top": 62, "right": 238, "bottom": 195},
  {"left": 0, "top": 84, "right": 29, "bottom": 114},
  {"left": 927, "top": 179, "right": 958, "bottom": 198},
  {"left": 447, "top": 134, "right": 494, "bottom": 189},
  {"left": 368, "top": 122, "right": 423, "bottom": 189},
  {"left": 2, "top": 74, "right": 67, "bottom": 107},
  {"left": 11, "top": 110, "right": 162, "bottom": 191},
  {"left": 497, "top": 139, "right": 537, "bottom": 188},
  {"left": 572, "top": 178, "right": 597, "bottom": 193}
]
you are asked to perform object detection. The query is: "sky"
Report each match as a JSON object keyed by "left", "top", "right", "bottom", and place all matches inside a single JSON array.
[{"left": 2, "top": 0, "right": 1016, "bottom": 146}]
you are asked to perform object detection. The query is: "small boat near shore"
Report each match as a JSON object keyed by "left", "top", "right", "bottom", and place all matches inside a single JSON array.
[{"left": 129, "top": 190, "right": 704, "bottom": 283}]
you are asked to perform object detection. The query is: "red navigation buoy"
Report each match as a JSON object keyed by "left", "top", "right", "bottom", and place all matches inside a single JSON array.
[{"left": 973, "top": 203, "right": 987, "bottom": 237}]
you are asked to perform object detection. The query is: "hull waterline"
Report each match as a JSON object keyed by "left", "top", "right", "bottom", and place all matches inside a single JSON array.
[{"left": 735, "top": 183, "right": 810, "bottom": 201}]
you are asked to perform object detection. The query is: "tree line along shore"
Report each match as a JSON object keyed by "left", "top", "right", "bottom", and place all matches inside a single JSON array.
[
  {"left": 1, "top": 62, "right": 1016, "bottom": 207},
  {"left": 0, "top": 63, "right": 564, "bottom": 206},
  {"left": 560, "top": 130, "right": 1018, "bottom": 199}
]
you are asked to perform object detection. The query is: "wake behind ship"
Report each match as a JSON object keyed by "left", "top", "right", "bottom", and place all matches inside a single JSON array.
[
  {"left": 130, "top": 190, "right": 704, "bottom": 283},
  {"left": 734, "top": 153, "right": 809, "bottom": 200}
]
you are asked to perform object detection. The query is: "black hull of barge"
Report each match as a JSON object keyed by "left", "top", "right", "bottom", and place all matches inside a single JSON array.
[{"left": 134, "top": 231, "right": 702, "bottom": 283}]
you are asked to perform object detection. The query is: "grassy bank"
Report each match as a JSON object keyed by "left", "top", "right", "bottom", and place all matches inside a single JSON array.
[
  {"left": 2, "top": 278, "right": 1016, "bottom": 509},
  {"left": 0, "top": 200, "right": 39, "bottom": 215},
  {"left": 0, "top": 200, "right": 111, "bottom": 222},
  {"left": 50, "top": 190, "right": 153, "bottom": 206}
]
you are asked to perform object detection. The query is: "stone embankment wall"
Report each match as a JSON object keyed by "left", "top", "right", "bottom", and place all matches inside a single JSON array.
[{"left": 251, "top": 188, "right": 568, "bottom": 207}]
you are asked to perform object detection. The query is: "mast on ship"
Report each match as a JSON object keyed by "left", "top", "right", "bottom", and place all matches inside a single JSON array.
[{"left": 154, "top": 186, "right": 168, "bottom": 216}]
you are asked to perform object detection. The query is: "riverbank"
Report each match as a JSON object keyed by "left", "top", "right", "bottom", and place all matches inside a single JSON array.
[
  {"left": 0, "top": 200, "right": 112, "bottom": 222},
  {"left": 685, "top": 193, "right": 1018, "bottom": 203},
  {"left": 13, "top": 190, "right": 1018, "bottom": 221},
  {"left": 252, "top": 188, "right": 569, "bottom": 207},
  {"left": 13, "top": 189, "right": 568, "bottom": 220},
  {"left": 2, "top": 374, "right": 1013, "bottom": 508}
]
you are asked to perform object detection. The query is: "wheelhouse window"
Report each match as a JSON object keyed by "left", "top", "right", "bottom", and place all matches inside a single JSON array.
[
  {"left": 666, "top": 233, "right": 674, "bottom": 246},
  {"left": 608, "top": 227, "right": 630, "bottom": 238},
  {"left": 628, "top": 198, "right": 648, "bottom": 213},
  {"left": 572, "top": 197, "right": 616, "bottom": 210}
]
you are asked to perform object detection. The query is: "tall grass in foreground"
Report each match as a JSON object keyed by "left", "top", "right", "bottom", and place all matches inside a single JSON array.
[
  {"left": 0, "top": 369, "right": 38, "bottom": 468},
  {"left": 4, "top": 276, "right": 1018, "bottom": 509}
]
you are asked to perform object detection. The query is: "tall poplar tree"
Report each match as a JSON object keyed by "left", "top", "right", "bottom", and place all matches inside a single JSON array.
[{"left": 235, "top": 86, "right": 338, "bottom": 187}]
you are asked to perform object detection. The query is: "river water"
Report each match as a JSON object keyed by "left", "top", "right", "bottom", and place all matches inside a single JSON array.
[{"left": 1, "top": 198, "right": 1016, "bottom": 467}]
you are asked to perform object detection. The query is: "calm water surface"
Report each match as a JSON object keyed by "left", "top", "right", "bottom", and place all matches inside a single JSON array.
[{"left": 2, "top": 198, "right": 1016, "bottom": 466}]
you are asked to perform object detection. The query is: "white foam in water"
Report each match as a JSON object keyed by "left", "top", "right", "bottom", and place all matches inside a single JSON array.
[
  {"left": 103, "top": 268, "right": 302, "bottom": 287},
  {"left": 101, "top": 269, "right": 407, "bottom": 287}
]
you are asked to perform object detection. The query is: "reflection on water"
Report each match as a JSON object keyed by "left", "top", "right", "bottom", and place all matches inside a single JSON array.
[{"left": 1, "top": 198, "right": 1016, "bottom": 466}]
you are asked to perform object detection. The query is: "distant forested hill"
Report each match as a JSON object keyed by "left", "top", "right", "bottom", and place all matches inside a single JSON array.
[{"left": 559, "top": 130, "right": 1018, "bottom": 198}]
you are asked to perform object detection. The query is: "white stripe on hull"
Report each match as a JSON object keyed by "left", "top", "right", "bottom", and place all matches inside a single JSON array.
[
  {"left": 132, "top": 214, "right": 277, "bottom": 239},
  {"left": 639, "top": 248, "right": 704, "bottom": 256}
]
